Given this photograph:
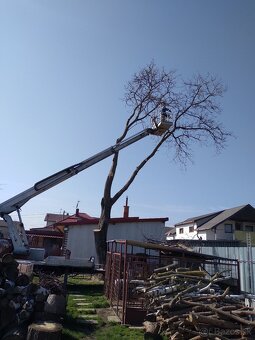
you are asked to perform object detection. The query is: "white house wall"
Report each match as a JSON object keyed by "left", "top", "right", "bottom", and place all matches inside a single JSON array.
[
  {"left": 175, "top": 224, "right": 198, "bottom": 240},
  {"left": 176, "top": 226, "right": 217, "bottom": 241},
  {"left": 175, "top": 220, "right": 236, "bottom": 241},
  {"left": 66, "top": 221, "right": 165, "bottom": 262},
  {"left": 196, "top": 232, "right": 208, "bottom": 240},
  {"left": 66, "top": 225, "right": 96, "bottom": 259},
  {"left": 199, "top": 229, "right": 216, "bottom": 240},
  {"left": 108, "top": 221, "right": 165, "bottom": 242}
]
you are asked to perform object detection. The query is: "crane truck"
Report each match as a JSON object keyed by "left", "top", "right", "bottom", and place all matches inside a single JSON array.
[{"left": 0, "top": 114, "right": 172, "bottom": 258}]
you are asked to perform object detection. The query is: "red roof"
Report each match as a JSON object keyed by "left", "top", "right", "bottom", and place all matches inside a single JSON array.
[
  {"left": 55, "top": 212, "right": 98, "bottom": 225},
  {"left": 54, "top": 209, "right": 168, "bottom": 227},
  {"left": 26, "top": 228, "right": 63, "bottom": 238}
]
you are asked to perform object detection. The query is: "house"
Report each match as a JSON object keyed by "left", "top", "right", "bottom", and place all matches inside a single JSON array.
[
  {"left": 53, "top": 201, "right": 168, "bottom": 262},
  {"left": 26, "top": 227, "right": 63, "bottom": 257},
  {"left": 165, "top": 226, "right": 176, "bottom": 240},
  {"left": 44, "top": 212, "right": 69, "bottom": 227},
  {"left": 167, "top": 204, "right": 255, "bottom": 242},
  {"left": 25, "top": 212, "right": 70, "bottom": 257}
]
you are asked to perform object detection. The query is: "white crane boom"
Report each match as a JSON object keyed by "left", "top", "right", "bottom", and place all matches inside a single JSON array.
[{"left": 0, "top": 117, "right": 172, "bottom": 255}]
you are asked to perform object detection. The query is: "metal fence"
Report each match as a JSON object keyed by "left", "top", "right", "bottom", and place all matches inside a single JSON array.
[
  {"left": 191, "top": 244, "right": 255, "bottom": 294},
  {"left": 105, "top": 240, "right": 240, "bottom": 325}
]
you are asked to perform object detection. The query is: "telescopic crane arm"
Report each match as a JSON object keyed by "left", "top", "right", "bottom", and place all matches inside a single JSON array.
[{"left": 0, "top": 116, "right": 172, "bottom": 255}]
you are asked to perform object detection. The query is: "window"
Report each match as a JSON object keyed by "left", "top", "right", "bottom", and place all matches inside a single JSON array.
[
  {"left": 235, "top": 223, "right": 242, "bottom": 231},
  {"left": 189, "top": 226, "right": 194, "bottom": 233},
  {"left": 179, "top": 228, "right": 184, "bottom": 234},
  {"left": 224, "top": 224, "right": 233, "bottom": 233},
  {"left": 245, "top": 225, "right": 254, "bottom": 232}
]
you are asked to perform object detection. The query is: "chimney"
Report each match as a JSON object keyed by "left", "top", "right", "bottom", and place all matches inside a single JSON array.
[{"left": 123, "top": 196, "right": 129, "bottom": 218}]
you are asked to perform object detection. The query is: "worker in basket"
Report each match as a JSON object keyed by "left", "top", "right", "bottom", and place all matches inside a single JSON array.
[{"left": 161, "top": 105, "right": 171, "bottom": 122}]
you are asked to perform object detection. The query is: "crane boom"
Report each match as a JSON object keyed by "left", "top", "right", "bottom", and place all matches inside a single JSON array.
[
  {"left": 0, "top": 128, "right": 153, "bottom": 215},
  {"left": 0, "top": 117, "right": 172, "bottom": 255}
]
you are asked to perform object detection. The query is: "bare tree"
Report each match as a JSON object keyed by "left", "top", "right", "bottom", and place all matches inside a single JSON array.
[{"left": 94, "top": 62, "right": 230, "bottom": 264}]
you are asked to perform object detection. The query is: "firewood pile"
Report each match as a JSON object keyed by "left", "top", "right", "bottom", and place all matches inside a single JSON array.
[
  {"left": 131, "top": 264, "right": 255, "bottom": 340},
  {"left": 0, "top": 253, "right": 66, "bottom": 340}
]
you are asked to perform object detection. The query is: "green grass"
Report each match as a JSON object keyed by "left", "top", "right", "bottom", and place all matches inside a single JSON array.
[
  {"left": 62, "top": 327, "right": 92, "bottom": 340},
  {"left": 62, "top": 276, "right": 146, "bottom": 340},
  {"left": 66, "top": 279, "right": 110, "bottom": 315},
  {"left": 95, "top": 323, "right": 144, "bottom": 340}
]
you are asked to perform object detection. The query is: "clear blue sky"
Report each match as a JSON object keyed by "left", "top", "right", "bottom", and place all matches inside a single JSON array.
[{"left": 0, "top": 0, "right": 254, "bottom": 228}]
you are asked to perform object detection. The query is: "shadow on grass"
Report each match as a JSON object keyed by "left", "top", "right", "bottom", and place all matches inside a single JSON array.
[
  {"left": 94, "top": 323, "right": 145, "bottom": 340},
  {"left": 62, "top": 315, "right": 98, "bottom": 340},
  {"left": 63, "top": 279, "right": 106, "bottom": 339},
  {"left": 67, "top": 282, "right": 104, "bottom": 296}
]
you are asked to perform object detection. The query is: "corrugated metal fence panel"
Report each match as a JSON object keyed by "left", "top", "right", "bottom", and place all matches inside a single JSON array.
[{"left": 192, "top": 245, "right": 255, "bottom": 294}]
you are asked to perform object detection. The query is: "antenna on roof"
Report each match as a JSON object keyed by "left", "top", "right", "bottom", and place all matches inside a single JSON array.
[
  {"left": 75, "top": 201, "right": 80, "bottom": 216},
  {"left": 76, "top": 201, "right": 80, "bottom": 209}
]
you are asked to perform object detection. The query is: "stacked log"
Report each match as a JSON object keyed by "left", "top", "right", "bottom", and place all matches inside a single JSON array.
[
  {"left": 131, "top": 265, "right": 255, "bottom": 339},
  {"left": 0, "top": 254, "right": 65, "bottom": 339}
]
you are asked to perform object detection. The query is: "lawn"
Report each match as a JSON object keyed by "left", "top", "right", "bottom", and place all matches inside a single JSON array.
[
  {"left": 62, "top": 275, "right": 145, "bottom": 340},
  {"left": 95, "top": 324, "right": 144, "bottom": 340}
]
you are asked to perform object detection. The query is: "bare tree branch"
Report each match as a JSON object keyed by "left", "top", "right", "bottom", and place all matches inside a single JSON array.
[{"left": 94, "top": 61, "right": 231, "bottom": 264}]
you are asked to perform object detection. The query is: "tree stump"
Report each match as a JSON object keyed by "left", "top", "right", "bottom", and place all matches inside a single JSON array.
[{"left": 26, "top": 322, "right": 62, "bottom": 340}]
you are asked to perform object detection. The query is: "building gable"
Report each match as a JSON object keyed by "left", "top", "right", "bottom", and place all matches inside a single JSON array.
[
  {"left": 198, "top": 205, "right": 254, "bottom": 231},
  {"left": 172, "top": 204, "right": 255, "bottom": 241}
]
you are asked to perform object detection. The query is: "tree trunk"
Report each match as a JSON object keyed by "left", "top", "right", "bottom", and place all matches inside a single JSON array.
[
  {"left": 26, "top": 322, "right": 62, "bottom": 340},
  {"left": 94, "top": 215, "right": 109, "bottom": 265},
  {"left": 94, "top": 199, "right": 112, "bottom": 266},
  {"left": 94, "top": 227, "right": 107, "bottom": 265}
]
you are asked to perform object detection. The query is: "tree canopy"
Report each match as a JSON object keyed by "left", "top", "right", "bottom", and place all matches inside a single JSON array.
[{"left": 94, "top": 62, "right": 230, "bottom": 264}]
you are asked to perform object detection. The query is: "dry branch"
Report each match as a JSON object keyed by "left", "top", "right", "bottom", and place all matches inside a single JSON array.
[{"left": 132, "top": 264, "right": 255, "bottom": 339}]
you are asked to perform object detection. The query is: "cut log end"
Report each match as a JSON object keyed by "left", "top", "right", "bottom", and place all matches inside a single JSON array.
[{"left": 27, "top": 321, "right": 63, "bottom": 340}]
